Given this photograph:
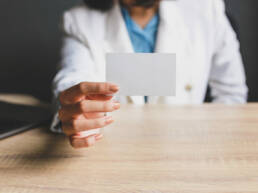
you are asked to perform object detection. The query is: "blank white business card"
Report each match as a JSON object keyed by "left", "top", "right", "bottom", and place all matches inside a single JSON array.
[{"left": 106, "top": 53, "right": 176, "bottom": 96}]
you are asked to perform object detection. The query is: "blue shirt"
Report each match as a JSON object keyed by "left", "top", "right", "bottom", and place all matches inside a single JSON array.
[{"left": 121, "top": 7, "right": 159, "bottom": 53}]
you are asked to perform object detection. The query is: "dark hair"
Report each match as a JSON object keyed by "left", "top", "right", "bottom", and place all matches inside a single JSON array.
[
  {"left": 83, "top": 0, "right": 115, "bottom": 12},
  {"left": 83, "top": 0, "right": 159, "bottom": 12}
]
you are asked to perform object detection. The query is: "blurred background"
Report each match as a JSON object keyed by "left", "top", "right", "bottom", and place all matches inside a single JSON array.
[{"left": 0, "top": 0, "right": 257, "bottom": 103}]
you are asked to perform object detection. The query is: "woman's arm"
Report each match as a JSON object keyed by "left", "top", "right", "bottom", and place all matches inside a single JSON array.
[
  {"left": 209, "top": 0, "right": 248, "bottom": 104},
  {"left": 50, "top": 9, "right": 121, "bottom": 149},
  {"left": 53, "top": 37, "right": 97, "bottom": 99},
  {"left": 51, "top": 8, "right": 99, "bottom": 133},
  {"left": 50, "top": 36, "right": 97, "bottom": 133}
]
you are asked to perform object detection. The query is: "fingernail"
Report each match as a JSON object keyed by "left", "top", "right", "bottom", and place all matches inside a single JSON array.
[
  {"left": 113, "top": 102, "right": 120, "bottom": 110},
  {"left": 95, "top": 134, "right": 103, "bottom": 140},
  {"left": 105, "top": 116, "right": 114, "bottom": 124},
  {"left": 87, "top": 136, "right": 96, "bottom": 146},
  {"left": 110, "top": 84, "right": 120, "bottom": 92}
]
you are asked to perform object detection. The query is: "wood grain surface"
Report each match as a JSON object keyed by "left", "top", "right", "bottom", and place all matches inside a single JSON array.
[{"left": 0, "top": 96, "right": 258, "bottom": 193}]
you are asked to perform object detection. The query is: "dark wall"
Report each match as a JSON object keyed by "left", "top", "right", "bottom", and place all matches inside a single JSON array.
[
  {"left": 225, "top": 0, "right": 258, "bottom": 102},
  {"left": 0, "top": 0, "right": 257, "bottom": 102},
  {"left": 0, "top": 0, "right": 81, "bottom": 102}
]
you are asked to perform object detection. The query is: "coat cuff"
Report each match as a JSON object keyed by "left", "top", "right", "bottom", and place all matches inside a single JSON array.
[{"left": 50, "top": 112, "right": 63, "bottom": 133}]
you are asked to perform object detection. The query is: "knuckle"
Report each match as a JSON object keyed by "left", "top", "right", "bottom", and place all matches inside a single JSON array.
[
  {"left": 86, "top": 82, "right": 98, "bottom": 93},
  {"left": 78, "top": 101, "right": 85, "bottom": 112},
  {"left": 84, "top": 139, "right": 91, "bottom": 147},
  {"left": 62, "top": 122, "right": 75, "bottom": 135},
  {"left": 70, "top": 139, "right": 79, "bottom": 149},
  {"left": 97, "top": 83, "right": 108, "bottom": 93},
  {"left": 95, "top": 119, "right": 104, "bottom": 127},
  {"left": 70, "top": 138, "right": 90, "bottom": 149},
  {"left": 84, "top": 143, "right": 90, "bottom": 148},
  {"left": 95, "top": 83, "right": 101, "bottom": 93},
  {"left": 103, "top": 82, "right": 109, "bottom": 92},
  {"left": 78, "top": 82, "right": 85, "bottom": 93},
  {"left": 69, "top": 120, "right": 78, "bottom": 131},
  {"left": 103, "top": 102, "right": 112, "bottom": 111}
]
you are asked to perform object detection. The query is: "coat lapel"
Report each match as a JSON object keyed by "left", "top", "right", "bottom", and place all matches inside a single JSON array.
[
  {"left": 104, "top": 3, "right": 145, "bottom": 104},
  {"left": 155, "top": 1, "right": 180, "bottom": 53},
  {"left": 149, "top": 0, "right": 188, "bottom": 104},
  {"left": 104, "top": 3, "right": 133, "bottom": 53}
]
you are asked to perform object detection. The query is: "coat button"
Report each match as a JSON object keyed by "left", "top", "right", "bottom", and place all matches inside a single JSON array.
[{"left": 185, "top": 84, "right": 193, "bottom": 92}]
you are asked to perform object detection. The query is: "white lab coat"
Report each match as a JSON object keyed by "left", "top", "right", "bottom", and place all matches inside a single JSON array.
[{"left": 51, "top": 0, "right": 248, "bottom": 132}]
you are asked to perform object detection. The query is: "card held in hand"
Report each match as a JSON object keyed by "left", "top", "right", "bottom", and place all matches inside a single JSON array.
[{"left": 106, "top": 53, "right": 176, "bottom": 96}]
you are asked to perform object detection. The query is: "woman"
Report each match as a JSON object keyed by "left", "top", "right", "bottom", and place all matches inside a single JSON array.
[{"left": 51, "top": 0, "right": 248, "bottom": 148}]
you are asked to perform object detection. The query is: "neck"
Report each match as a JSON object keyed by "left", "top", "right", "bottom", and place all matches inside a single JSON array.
[{"left": 126, "top": 5, "right": 159, "bottom": 28}]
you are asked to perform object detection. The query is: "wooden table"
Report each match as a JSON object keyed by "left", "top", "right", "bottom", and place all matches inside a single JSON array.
[{"left": 0, "top": 95, "right": 258, "bottom": 193}]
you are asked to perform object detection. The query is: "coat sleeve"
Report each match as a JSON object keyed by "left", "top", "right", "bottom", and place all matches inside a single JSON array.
[
  {"left": 50, "top": 11, "right": 97, "bottom": 133},
  {"left": 209, "top": 0, "right": 248, "bottom": 104}
]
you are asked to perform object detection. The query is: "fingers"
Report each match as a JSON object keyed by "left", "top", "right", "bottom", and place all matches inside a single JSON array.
[
  {"left": 95, "top": 133, "right": 104, "bottom": 141},
  {"left": 62, "top": 116, "right": 114, "bottom": 136},
  {"left": 58, "top": 82, "right": 119, "bottom": 149},
  {"left": 69, "top": 132, "right": 104, "bottom": 149},
  {"left": 59, "top": 100, "right": 120, "bottom": 122},
  {"left": 70, "top": 134, "right": 97, "bottom": 149},
  {"left": 84, "top": 112, "right": 106, "bottom": 119},
  {"left": 86, "top": 94, "right": 114, "bottom": 101},
  {"left": 71, "top": 112, "right": 105, "bottom": 121},
  {"left": 60, "top": 82, "right": 119, "bottom": 105}
]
